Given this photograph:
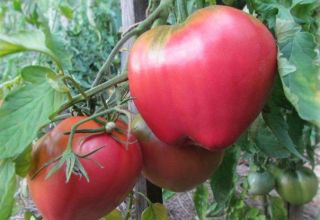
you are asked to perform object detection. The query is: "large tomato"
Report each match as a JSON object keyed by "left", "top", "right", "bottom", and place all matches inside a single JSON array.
[
  {"left": 132, "top": 115, "right": 224, "bottom": 192},
  {"left": 128, "top": 6, "right": 277, "bottom": 151},
  {"left": 27, "top": 117, "right": 142, "bottom": 220},
  {"left": 275, "top": 167, "right": 319, "bottom": 205}
]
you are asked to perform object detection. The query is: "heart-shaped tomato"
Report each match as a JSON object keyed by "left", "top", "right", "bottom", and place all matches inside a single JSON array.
[
  {"left": 27, "top": 117, "right": 142, "bottom": 220},
  {"left": 128, "top": 6, "right": 277, "bottom": 150}
]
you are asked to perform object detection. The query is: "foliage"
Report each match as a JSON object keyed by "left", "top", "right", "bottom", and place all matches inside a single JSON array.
[{"left": 0, "top": 0, "right": 318, "bottom": 219}]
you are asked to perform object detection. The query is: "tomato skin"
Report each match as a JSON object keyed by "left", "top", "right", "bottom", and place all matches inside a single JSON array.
[
  {"left": 27, "top": 117, "right": 142, "bottom": 220},
  {"left": 133, "top": 115, "right": 224, "bottom": 192},
  {"left": 275, "top": 167, "right": 319, "bottom": 205},
  {"left": 248, "top": 171, "right": 275, "bottom": 195},
  {"left": 128, "top": 6, "right": 277, "bottom": 151}
]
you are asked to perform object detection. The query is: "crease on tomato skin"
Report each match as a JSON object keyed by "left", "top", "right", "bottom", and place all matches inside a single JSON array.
[{"left": 128, "top": 5, "right": 277, "bottom": 151}]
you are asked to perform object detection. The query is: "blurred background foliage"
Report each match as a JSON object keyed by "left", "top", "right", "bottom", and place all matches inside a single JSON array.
[{"left": 0, "top": 0, "right": 121, "bottom": 89}]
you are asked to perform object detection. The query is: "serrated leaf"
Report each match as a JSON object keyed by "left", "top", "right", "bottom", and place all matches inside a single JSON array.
[
  {"left": 0, "top": 160, "right": 16, "bottom": 220},
  {"left": 0, "top": 66, "right": 67, "bottom": 159},
  {"left": 0, "top": 30, "right": 71, "bottom": 70},
  {"left": 193, "top": 184, "right": 209, "bottom": 220},
  {"left": 268, "top": 196, "right": 287, "bottom": 220},
  {"left": 262, "top": 105, "right": 306, "bottom": 161},
  {"left": 276, "top": 13, "right": 320, "bottom": 127},
  {"left": 141, "top": 203, "right": 169, "bottom": 220},
  {"left": 102, "top": 209, "right": 122, "bottom": 220},
  {"left": 210, "top": 147, "right": 240, "bottom": 213}
]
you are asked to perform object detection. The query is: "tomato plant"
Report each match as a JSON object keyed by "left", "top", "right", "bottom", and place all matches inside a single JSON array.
[
  {"left": 27, "top": 117, "right": 142, "bottom": 220},
  {"left": 0, "top": 0, "right": 319, "bottom": 219},
  {"left": 132, "top": 115, "right": 224, "bottom": 192},
  {"left": 128, "top": 5, "right": 277, "bottom": 151},
  {"left": 275, "top": 167, "right": 319, "bottom": 205},
  {"left": 247, "top": 170, "right": 275, "bottom": 195}
]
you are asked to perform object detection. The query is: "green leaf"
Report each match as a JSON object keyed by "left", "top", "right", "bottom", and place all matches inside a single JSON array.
[
  {"left": 210, "top": 147, "right": 240, "bottom": 213},
  {"left": 255, "top": 126, "right": 290, "bottom": 158},
  {"left": 275, "top": 11, "right": 320, "bottom": 127},
  {"left": 102, "top": 209, "right": 122, "bottom": 220},
  {"left": 268, "top": 196, "right": 287, "bottom": 220},
  {"left": 262, "top": 105, "right": 306, "bottom": 161},
  {"left": 0, "top": 66, "right": 68, "bottom": 159},
  {"left": 59, "top": 3, "right": 74, "bottom": 20},
  {"left": 141, "top": 203, "right": 169, "bottom": 220},
  {"left": 0, "top": 30, "right": 71, "bottom": 70},
  {"left": 14, "top": 145, "right": 32, "bottom": 177},
  {"left": 162, "top": 189, "right": 175, "bottom": 201},
  {"left": 0, "top": 160, "right": 16, "bottom": 220},
  {"left": 193, "top": 184, "right": 209, "bottom": 220}
]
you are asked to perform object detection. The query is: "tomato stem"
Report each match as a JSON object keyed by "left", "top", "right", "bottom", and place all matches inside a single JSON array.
[
  {"left": 135, "top": 191, "right": 153, "bottom": 206},
  {"left": 50, "top": 73, "right": 128, "bottom": 118},
  {"left": 62, "top": 76, "right": 88, "bottom": 101},
  {"left": 66, "top": 108, "right": 117, "bottom": 151},
  {"left": 175, "top": 0, "right": 188, "bottom": 23},
  {"left": 91, "top": 30, "right": 139, "bottom": 87},
  {"left": 124, "top": 192, "right": 134, "bottom": 220},
  {"left": 64, "top": 127, "right": 105, "bottom": 135},
  {"left": 91, "top": 0, "right": 173, "bottom": 87}
]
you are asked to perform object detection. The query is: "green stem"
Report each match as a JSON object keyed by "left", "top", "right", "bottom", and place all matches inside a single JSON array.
[
  {"left": 91, "top": 0, "right": 173, "bottom": 87},
  {"left": 136, "top": 191, "right": 153, "bottom": 206},
  {"left": 63, "top": 76, "right": 88, "bottom": 100},
  {"left": 146, "top": 0, "right": 161, "bottom": 16},
  {"left": 64, "top": 127, "right": 105, "bottom": 135},
  {"left": 125, "top": 192, "right": 134, "bottom": 220},
  {"left": 66, "top": 108, "right": 117, "bottom": 151},
  {"left": 91, "top": 31, "right": 139, "bottom": 87},
  {"left": 176, "top": 0, "right": 188, "bottom": 23},
  {"left": 51, "top": 73, "right": 128, "bottom": 118}
]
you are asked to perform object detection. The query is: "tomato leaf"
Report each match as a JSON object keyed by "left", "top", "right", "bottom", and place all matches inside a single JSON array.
[
  {"left": 0, "top": 30, "right": 71, "bottom": 70},
  {"left": 14, "top": 145, "right": 32, "bottom": 177},
  {"left": 102, "top": 209, "right": 122, "bottom": 220},
  {"left": 209, "top": 146, "right": 240, "bottom": 214},
  {"left": 276, "top": 24, "right": 320, "bottom": 127},
  {"left": 0, "top": 160, "right": 16, "bottom": 220},
  {"left": 141, "top": 203, "right": 169, "bottom": 220},
  {"left": 268, "top": 196, "right": 287, "bottom": 220},
  {"left": 250, "top": 0, "right": 320, "bottom": 127},
  {"left": 193, "top": 184, "right": 209, "bottom": 220},
  {"left": 255, "top": 126, "right": 290, "bottom": 159},
  {"left": 262, "top": 105, "right": 307, "bottom": 161},
  {"left": 0, "top": 66, "right": 68, "bottom": 159}
]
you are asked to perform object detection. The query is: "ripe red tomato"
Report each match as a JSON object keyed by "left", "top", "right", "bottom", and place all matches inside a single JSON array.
[
  {"left": 27, "top": 117, "right": 142, "bottom": 220},
  {"left": 128, "top": 6, "right": 277, "bottom": 150},
  {"left": 133, "top": 115, "right": 224, "bottom": 192}
]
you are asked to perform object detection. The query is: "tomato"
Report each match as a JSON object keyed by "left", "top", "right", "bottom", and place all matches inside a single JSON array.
[
  {"left": 132, "top": 115, "right": 224, "bottom": 192},
  {"left": 275, "top": 167, "right": 319, "bottom": 205},
  {"left": 27, "top": 117, "right": 142, "bottom": 220},
  {"left": 248, "top": 170, "right": 275, "bottom": 195},
  {"left": 128, "top": 6, "right": 277, "bottom": 151}
]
